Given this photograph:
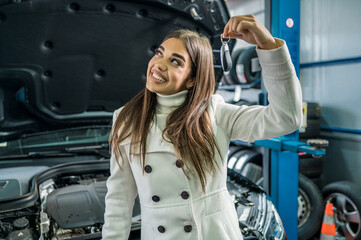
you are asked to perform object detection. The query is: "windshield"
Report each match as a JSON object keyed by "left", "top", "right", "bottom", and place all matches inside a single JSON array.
[{"left": 0, "top": 126, "right": 110, "bottom": 158}]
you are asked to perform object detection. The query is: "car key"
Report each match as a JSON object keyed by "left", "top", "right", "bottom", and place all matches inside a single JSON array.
[{"left": 220, "top": 33, "right": 232, "bottom": 73}]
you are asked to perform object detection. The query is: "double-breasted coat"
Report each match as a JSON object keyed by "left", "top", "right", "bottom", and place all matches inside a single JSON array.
[{"left": 102, "top": 40, "right": 303, "bottom": 240}]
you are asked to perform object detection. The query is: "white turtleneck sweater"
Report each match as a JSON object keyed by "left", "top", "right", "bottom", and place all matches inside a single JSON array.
[{"left": 155, "top": 90, "right": 188, "bottom": 130}]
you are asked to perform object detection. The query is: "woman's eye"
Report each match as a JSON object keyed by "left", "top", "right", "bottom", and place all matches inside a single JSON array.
[
  {"left": 154, "top": 50, "right": 162, "bottom": 56},
  {"left": 171, "top": 59, "right": 180, "bottom": 66},
  {"left": 154, "top": 50, "right": 180, "bottom": 66}
]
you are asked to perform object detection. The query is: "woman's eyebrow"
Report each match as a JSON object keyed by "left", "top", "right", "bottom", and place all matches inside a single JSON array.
[{"left": 158, "top": 45, "right": 186, "bottom": 63}]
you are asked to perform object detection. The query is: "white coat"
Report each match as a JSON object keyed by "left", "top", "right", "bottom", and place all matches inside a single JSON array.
[{"left": 102, "top": 40, "right": 303, "bottom": 240}]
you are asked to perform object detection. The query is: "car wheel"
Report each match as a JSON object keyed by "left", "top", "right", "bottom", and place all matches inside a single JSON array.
[
  {"left": 298, "top": 174, "right": 324, "bottom": 240},
  {"left": 322, "top": 181, "right": 361, "bottom": 240}
]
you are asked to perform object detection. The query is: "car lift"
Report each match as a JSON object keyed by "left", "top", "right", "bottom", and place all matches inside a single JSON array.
[{"left": 230, "top": 0, "right": 328, "bottom": 239}]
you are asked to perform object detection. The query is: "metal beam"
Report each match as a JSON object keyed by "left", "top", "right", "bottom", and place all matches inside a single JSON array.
[{"left": 269, "top": 0, "right": 300, "bottom": 239}]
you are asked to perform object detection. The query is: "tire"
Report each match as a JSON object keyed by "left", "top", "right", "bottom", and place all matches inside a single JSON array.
[
  {"left": 322, "top": 181, "right": 361, "bottom": 240},
  {"left": 227, "top": 147, "right": 246, "bottom": 169},
  {"left": 227, "top": 145, "right": 246, "bottom": 162},
  {"left": 309, "top": 176, "right": 323, "bottom": 190},
  {"left": 306, "top": 102, "right": 321, "bottom": 119},
  {"left": 298, "top": 174, "right": 324, "bottom": 240},
  {"left": 228, "top": 48, "right": 245, "bottom": 85},
  {"left": 299, "top": 155, "right": 323, "bottom": 178},
  {"left": 228, "top": 145, "right": 243, "bottom": 157},
  {"left": 299, "top": 118, "right": 321, "bottom": 138},
  {"left": 235, "top": 46, "right": 261, "bottom": 86},
  {"left": 231, "top": 149, "right": 262, "bottom": 174}
]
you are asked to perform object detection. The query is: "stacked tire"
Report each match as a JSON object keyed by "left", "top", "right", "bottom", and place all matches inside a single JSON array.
[
  {"left": 297, "top": 102, "right": 326, "bottom": 239},
  {"left": 227, "top": 145, "right": 263, "bottom": 185},
  {"left": 222, "top": 46, "right": 262, "bottom": 88},
  {"left": 299, "top": 105, "right": 324, "bottom": 183},
  {"left": 300, "top": 102, "right": 322, "bottom": 139}
]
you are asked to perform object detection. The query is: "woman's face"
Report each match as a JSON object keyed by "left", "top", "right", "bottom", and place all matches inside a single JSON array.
[{"left": 146, "top": 38, "right": 194, "bottom": 95}]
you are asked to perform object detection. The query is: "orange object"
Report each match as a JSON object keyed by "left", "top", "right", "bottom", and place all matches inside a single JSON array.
[
  {"left": 324, "top": 202, "right": 334, "bottom": 215},
  {"left": 320, "top": 202, "right": 336, "bottom": 240}
]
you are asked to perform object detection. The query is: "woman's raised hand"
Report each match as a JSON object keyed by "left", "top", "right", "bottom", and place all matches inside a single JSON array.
[{"left": 222, "top": 15, "right": 283, "bottom": 50}]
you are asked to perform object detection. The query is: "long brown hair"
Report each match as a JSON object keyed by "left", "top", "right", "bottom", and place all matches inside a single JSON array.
[{"left": 109, "top": 29, "right": 222, "bottom": 194}]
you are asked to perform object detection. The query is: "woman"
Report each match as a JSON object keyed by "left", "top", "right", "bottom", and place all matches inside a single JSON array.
[{"left": 102, "top": 15, "right": 303, "bottom": 240}]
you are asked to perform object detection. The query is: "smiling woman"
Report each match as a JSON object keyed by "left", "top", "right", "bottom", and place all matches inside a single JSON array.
[
  {"left": 103, "top": 15, "right": 303, "bottom": 240},
  {"left": 110, "top": 29, "right": 220, "bottom": 196}
]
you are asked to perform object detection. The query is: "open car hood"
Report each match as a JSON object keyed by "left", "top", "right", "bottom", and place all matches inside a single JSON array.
[{"left": 0, "top": 0, "right": 234, "bottom": 141}]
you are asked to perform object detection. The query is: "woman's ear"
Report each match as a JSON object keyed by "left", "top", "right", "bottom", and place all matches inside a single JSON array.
[{"left": 186, "top": 79, "right": 195, "bottom": 89}]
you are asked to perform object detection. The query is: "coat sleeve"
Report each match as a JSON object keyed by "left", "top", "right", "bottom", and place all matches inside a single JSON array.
[
  {"left": 213, "top": 39, "right": 303, "bottom": 142},
  {"left": 102, "top": 108, "right": 138, "bottom": 240}
]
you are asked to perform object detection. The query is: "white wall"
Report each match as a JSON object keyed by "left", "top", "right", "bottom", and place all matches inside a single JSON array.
[{"left": 300, "top": 0, "right": 361, "bottom": 186}]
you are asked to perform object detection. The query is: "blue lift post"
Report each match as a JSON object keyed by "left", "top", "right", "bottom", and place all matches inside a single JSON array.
[
  {"left": 262, "top": 0, "right": 301, "bottom": 239},
  {"left": 272, "top": 0, "right": 300, "bottom": 239}
]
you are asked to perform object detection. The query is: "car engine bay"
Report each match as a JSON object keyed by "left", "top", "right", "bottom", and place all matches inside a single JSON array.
[
  {"left": 0, "top": 170, "right": 114, "bottom": 240},
  {"left": 0, "top": 160, "right": 278, "bottom": 240}
]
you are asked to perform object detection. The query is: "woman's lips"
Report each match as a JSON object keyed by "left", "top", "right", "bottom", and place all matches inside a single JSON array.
[
  {"left": 152, "top": 70, "right": 167, "bottom": 81},
  {"left": 149, "top": 72, "right": 167, "bottom": 84}
]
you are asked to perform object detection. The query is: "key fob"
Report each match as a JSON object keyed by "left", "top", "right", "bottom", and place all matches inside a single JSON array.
[{"left": 220, "top": 43, "right": 232, "bottom": 73}]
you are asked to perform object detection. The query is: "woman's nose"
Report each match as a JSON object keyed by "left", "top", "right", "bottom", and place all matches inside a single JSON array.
[{"left": 155, "top": 59, "right": 167, "bottom": 71}]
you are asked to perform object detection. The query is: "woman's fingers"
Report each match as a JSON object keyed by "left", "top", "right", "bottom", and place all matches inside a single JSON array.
[
  {"left": 223, "top": 16, "right": 253, "bottom": 37},
  {"left": 225, "top": 18, "right": 258, "bottom": 45},
  {"left": 222, "top": 15, "right": 280, "bottom": 49}
]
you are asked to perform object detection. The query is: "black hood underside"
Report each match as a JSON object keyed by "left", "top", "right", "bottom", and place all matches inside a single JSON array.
[{"left": 0, "top": 0, "right": 234, "bottom": 140}]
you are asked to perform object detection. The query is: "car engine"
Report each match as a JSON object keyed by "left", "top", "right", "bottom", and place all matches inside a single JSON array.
[
  {"left": 0, "top": 166, "right": 282, "bottom": 240},
  {"left": 0, "top": 171, "right": 136, "bottom": 240}
]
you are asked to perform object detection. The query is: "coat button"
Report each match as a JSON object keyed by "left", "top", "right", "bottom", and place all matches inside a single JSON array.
[
  {"left": 152, "top": 195, "right": 160, "bottom": 202},
  {"left": 181, "top": 191, "right": 189, "bottom": 199},
  {"left": 184, "top": 225, "right": 192, "bottom": 232},
  {"left": 144, "top": 165, "right": 152, "bottom": 173},
  {"left": 158, "top": 225, "right": 165, "bottom": 233},
  {"left": 175, "top": 159, "right": 183, "bottom": 168}
]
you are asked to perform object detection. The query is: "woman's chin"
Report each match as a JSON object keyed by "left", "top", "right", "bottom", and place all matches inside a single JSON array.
[{"left": 146, "top": 83, "right": 162, "bottom": 94}]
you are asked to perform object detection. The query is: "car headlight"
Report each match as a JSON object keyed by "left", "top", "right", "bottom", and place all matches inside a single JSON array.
[
  {"left": 227, "top": 171, "right": 287, "bottom": 240},
  {"left": 263, "top": 197, "right": 286, "bottom": 240},
  {"left": 233, "top": 193, "right": 286, "bottom": 240}
]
